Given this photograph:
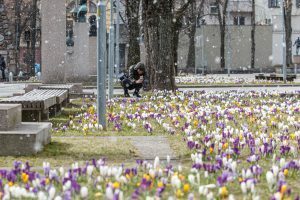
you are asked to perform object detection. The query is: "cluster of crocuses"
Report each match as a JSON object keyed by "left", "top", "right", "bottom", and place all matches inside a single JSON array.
[
  {"left": 0, "top": 157, "right": 222, "bottom": 200},
  {"left": 48, "top": 89, "right": 300, "bottom": 198},
  {"left": 175, "top": 75, "right": 290, "bottom": 85}
]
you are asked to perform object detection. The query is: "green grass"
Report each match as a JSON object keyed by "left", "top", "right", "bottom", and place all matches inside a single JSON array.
[{"left": 0, "top": 137, "right": 139, "bottom": 168}]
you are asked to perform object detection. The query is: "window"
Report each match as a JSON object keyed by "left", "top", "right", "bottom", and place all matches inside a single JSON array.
[
  {"left": 210, "top": 3, "right": 218, "bottom": 14},
  {"left": 233, "top": 16, "right": 245, "bottom": 25},
  {"left": 268, "top": 0, "right": 280, "bottom": 8},
  {"left": 297, "top": 0, "right": 300, "bottom": 8},
  {"left": 24, "top": 31, "right": 31, "bottom": 41}
]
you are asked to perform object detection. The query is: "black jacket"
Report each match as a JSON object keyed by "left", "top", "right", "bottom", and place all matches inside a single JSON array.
[
  {"left": 0, "top": 58, "right": 6, "bottom": 70},
  {"left": 128, "top": 65, "right": 145, "bottom": 83}
]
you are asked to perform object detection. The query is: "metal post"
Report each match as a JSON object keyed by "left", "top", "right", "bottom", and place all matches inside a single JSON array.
[
  {"left": 227, "top": 2, "right": 231, "bottom": 77},
  {"left": 115, "top": 0, "right": 120, "bottom": 77},
  {"left": 108, "top": 0, "right": 115, "bottom": 99},
  {"left": 202, "top": 27, "right": 204, "bottom": 75},
  {"left": 97, "top": 0, "right": 107, "bottom": 130},
  {"left": 282, "top": 0, "right": 287, "bottom": 83}
]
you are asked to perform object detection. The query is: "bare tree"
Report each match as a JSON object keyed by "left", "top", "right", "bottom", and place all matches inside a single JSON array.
[
  {"left": 142, "top": 0, "right": 192, "bottom": 90},
  {"left": 284, "top": 0, "right": 293, "bottom": 67},
  {"left": 216, "top": 0, "right": 229, "bottom": 70},
  {"left": 185, "top": 0, "right": 205, "bottom": 71},
  {"left": 14, "top": 0, "right": 32, "bottom": 72},
  {"left": 125, "top": 0, "right": 141, "bottom": 69},
  {"left": 172, "top": 0, "right": 194, "bottom": 75},
  {"left": 29, "top": 0, "right": 38, "bottom": 76},
  {"left": 251, "top": 0, "right": 256, "bottom": 69}
]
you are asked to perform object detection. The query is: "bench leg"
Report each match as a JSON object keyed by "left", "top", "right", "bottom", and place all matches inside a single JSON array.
[
  {"left": 56, "top": 104, "right": 62, "bottom": 116},
  {"left": 49, "top": 106, "right": 57, "bottom": 117},
  {"left": 62, "top": 99, "right": 68, "bottom": 107},
  {"left": 42, "top": 109, "right": 49, "bottom": 121},
  {"left": 22, "top": 110, "right": 40, "bottom": 122}
]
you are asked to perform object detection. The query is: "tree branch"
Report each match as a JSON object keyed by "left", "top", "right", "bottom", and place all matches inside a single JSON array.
[{"left": 175, "top": 0, "right": 194, "bottom": 19}]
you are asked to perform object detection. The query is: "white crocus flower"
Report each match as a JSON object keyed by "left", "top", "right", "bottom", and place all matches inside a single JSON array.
[
  {"left": 48, "top": 187, "right": 56, "bottom": 200},
  {"left": 87, "top": 165, "right": 94, "bottom": 177},
  {"left": 80, "top": 187, "right": 88, "bottom": 198},
  {"left": 188, "top": 174, "right": 195, "bottom": 185},
  {"left": 266, "top": 171, "right": 275, "bottom": 191},
  {"left": 241, "top": 182, "right": 247, "bottom": 194},
  {"left": 171, "top": 175, "right": 181, "bottom": 189},
  {"left": 154, "top": 156, "right": 160, "bottom": 169},
  {"left": 105, "top": 187, "right": 114, "bottom": 200}
]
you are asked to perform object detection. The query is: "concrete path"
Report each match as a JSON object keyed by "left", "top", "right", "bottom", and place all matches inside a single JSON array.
[
  {"left": 1, "top": 82, "right": 300, "bottom": 98},
  {"left": 128, "top": 136, "right": 175, "bottom": 160},
  {"left": 0, "top": 83, "right": 26, "bottom": 98},
  {"left": 53, "top": 136, "right": 175, "bottom": 160},
  {"left": 84, "top": 86, "right": 300, "bottom": 96}
]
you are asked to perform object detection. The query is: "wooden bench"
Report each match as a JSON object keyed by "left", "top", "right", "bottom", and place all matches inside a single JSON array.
[
  {"left": 25, "top": 83, "right": 83, "bottom": 95},
  {"left": 25, "top": 89, "right": 69, "bottom": 115},
  {"left": 255, "top": 73, "right": 297, "bottom": 81},
  {"left": 0, "top": 89, "right": 68, "bottom": 122},
  {"left": 39, "top": 84, "right": 82, "bottom": 93}
]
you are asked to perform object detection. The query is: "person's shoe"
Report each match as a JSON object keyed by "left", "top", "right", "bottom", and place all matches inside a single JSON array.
[
  {"left": 133, "top": 92, "right": 141, "bottom": 98},
  {"left": 124, "top": 93, "right": 130, "bottom": 97}
]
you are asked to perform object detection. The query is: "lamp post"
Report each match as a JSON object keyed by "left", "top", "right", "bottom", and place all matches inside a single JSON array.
[
  {"left": 97, "top": 0, "right": 107, "bottom": 130},
  {"left": 196, "top": 14, "right": 212, "bottom": 75},
  {"left": 281, "top": 0, "right": 287, "bottom": 83},
  {"left": 227, "top": 1, "right": 231, "bottom": 77},
  {"left": 115, "top": 0, "right": 120, "bottom": 77},
  {"left": 108, "top": 0, "right": 115, "bottom": 99}
]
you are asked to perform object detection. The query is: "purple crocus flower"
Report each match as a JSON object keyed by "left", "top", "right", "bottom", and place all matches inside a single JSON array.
[{"left": 64, "top": 190, "right": 72, "bottom": 200}]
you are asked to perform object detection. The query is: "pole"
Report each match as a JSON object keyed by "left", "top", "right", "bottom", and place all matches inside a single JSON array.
[
  {"left": 108, "top": 0, "right": 115, "bottom": 99},
  {"left": 97, "top": 0, "right": 107, "bottom": 130},
  {"left": 282, "top": 0, "right": 287, "bottom": 83},
  {"left": 115, "top": 0, "right": 120, "bottom": 77},
  {"left": 227, "top": 2, "right": 231, "bottom": 77},
  {"left": 202, "top": 27, "right": 204, "bottom": 75}
]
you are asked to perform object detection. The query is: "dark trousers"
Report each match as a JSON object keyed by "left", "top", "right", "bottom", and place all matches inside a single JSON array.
[
  {"left": 123, "top": 82, "right": 142, "bottom": 94},
  {"left": 1, "top": 69, "right": 5, "bottom": 80}
]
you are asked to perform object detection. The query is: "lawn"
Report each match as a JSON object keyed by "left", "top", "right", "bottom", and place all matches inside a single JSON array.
[{"left": 1, "top": 90, "right": 300, "bottom": 199}]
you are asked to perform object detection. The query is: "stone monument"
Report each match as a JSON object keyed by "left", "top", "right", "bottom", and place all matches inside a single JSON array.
[
  {"left": 65, "top": 22, "right": 90, "bottom": 82},
  {"left": 41, "top": 0, "right": 66, "bottom": 83},
  {"left": 0, "top": 104, "right": 51, "bottom": 156},
  {"left": 293, "top": 55, "right": 300, "bottom": 74}
]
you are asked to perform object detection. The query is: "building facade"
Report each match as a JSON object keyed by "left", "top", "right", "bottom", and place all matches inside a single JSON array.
[
  {"left": 190, "top": 0, "right": 300, "bottom": 70},
  {"left": 256, "top": 0, "right": 300, "bottom": 66},
  {"left": 0, "top": 0, "right": 41, "bottom": 74}
]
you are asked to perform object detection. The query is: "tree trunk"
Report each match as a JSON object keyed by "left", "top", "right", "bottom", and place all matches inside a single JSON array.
[
  {"left": 156, "top": 0, "right": 175, "bottom": 90},
  {"left": 217, "top": 0, "right": 229, "bottom": 70},
  {"left": 284, "top": 0, "right": 293, "bottom": 67},
  {"left": 142, "top": 0, "right": 176, "bottom": 91},
  {"left": 142, "top": 0, "right": 192, "bottom": 90},
  {"left": 142, "top": 0, "right": 159, "bottom": 89},
  {"left": 220, "top": 28, "right": 226, "bottom": 70},
  {"left": 15, "top": 0, "right": 21, "bottom": 73},
  {"left": 125, "top": 0, "right": 141, "bottom": 69},
  {"left": 172, "top": 19, "right": 182, "bottom": 76},
  {"left": 251, "top": 0, "right": 256, "bottom": 69},
  {"left": 186, "top": 1, "right": 196, "bottom": 70},
  {"left": 30, "top": 0, "right": 37, "bottom": 76},
  {"left": 186, "top": 21, "right": 196, "bottom": 70}
]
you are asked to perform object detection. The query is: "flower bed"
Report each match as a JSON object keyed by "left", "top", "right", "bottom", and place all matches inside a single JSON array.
[
  {"left": 1, "top": 90, "right": 300, "bottom": 199},
  {"left": 175, "top": 75, "right": 297, "bottom": 85}
]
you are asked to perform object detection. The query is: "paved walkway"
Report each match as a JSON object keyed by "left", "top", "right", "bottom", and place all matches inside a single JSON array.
[
  {"left": 53, "top": 136, "right": 175, "bottom": 160},
  {"left": 1, "top": 82, "right": 300, "bottom": 98},
  {"left": 84, "top": 86, "right": 300, "bottom": 96},
  {"left": 0, "top": 83, "right": 26, "bottom": 98}
]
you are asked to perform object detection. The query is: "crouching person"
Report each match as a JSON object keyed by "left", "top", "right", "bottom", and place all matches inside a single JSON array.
[{"left": 120, "top": 62, "right": 146, "bottom": 98}]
